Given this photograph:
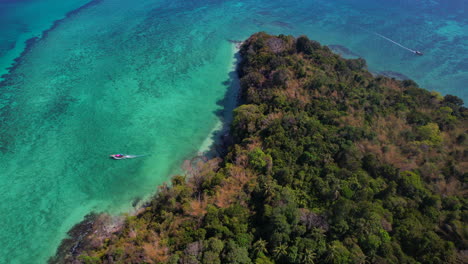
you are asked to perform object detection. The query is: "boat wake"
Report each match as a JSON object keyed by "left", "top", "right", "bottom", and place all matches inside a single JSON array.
[
  {"left": 110, "top": 154, "right": 149, "bottom": 160},
  {"left": 359, "top": 27, "right": 423, "bottom": 55}
]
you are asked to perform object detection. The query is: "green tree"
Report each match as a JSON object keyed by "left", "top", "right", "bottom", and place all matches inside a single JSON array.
[
  {"left": 416, "top": 122, "right": 442, "bottom": 146},
  {"left": 252, "top": 238, "right": 268, "bottom": 257},
  {"left": 273, "top": 243, "right": 288, "bottom": 260},
  {"left": 202, "top": 238, "right": 224, "bottom": 264},
  {"left": 224, "top": 240, "right": 252, "bottom": 264},
  {"left": 296, "top": 35, "right": 320, "bottom": 54},
  {"left": 248, "top": 147, "right": 272, "bottom": 172},
  {"left": 325, "top": 241, "right": 352, "bottom": 264},
  {"left": 303, "top": 249, "right": 316, "bottom": 264}
]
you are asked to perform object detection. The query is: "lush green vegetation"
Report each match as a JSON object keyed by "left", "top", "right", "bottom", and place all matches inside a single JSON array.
[{"left": 73, "top": 33, "right": 467, "bottom": 264}]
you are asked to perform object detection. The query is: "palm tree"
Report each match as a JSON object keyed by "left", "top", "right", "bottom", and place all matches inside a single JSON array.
[
  {"left": 356, "top": 255, "right": 371, "bottom": 264},
  {"left": 263, "top": 179, "right": 275, "bottom": 202},
  {"left": 253, "top": 238, "right": 268, "bottom": 257},
  {"left": 273, "top": 243, "right": 288, "bottom": 260},
  {"left": 303, "top": 249, "right": 316, "bottom": 264},
  {"left": 325, "top": 243, "right": 340, "bottom": 264}
]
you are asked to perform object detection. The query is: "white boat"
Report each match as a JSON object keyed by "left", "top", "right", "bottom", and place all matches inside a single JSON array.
[{"left": 109, "top": 154, "right": 138, "bottom": 160}]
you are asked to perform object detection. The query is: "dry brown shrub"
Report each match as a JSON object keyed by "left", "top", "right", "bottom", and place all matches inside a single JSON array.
[
  {"left": 329, "top": 90, "right": 339, "bottom": 99},
  {"left": 372, "top": 114, "right": 410, "bottom": 145},
  {"left": 230, "top": 140, "right": 262, "bottom": 167},
  {"left": 142, "top": 240, "right": 169, "bottom": 264},
  {"left": 186, "top": 158, "right": 221, "bottom": 204},
  {"left": 277, "top": 79, "right": 309, "bottom": 104},
  {"left": 418, "top": 107, "right": 433, "bottom": 116},
  {"left": 419, "top": 162, "right": 442, "bottom": 181},
  {"left": 122, "top": 242, "right": 139, "bottom": 261},
  {"left": 160, "top": 215, "right": 185, "bottom": 239},
  {"left": 187, "top": 198, "right": 208, "bottom": 218},
  {"left": 438, "top": 177, "right": 466, "bottom": 196},
  {"left": 444, "top": 127, "right": 468, "bottom": 152},
  {"left": 234, "top": 151, "right": 249, "bottom": 167},
  {"left": 186, "top": 158, "right": 220, "bottom": 179},
  {"left": 383, "top": 79, "right": 404, "bottom": 92},
  {"left": 340, "top": 109, "right": 365, "bottom": 127},
  {"left": 245, "top": 137, "right": 263, "bottom": 151},
  {"left": 214, "top": 183, "right": 238, "bottom": 208},
  {"left": 213, "top": 165, "right": 254, "bottom": 208},
  {"left": 260, "top": 112, "right": 284, "bottom": 129},
  {"left": 382, "top": 144, "right": 416, "bottom": 170},
  {"left": 128, "top": 229, "right": 137, "bottom": 239},
  {"left": 456, "top": 161, "right": 468, "bottom": 179},
  {"left": 357, "top": 140, "right": 383, "bottom": 157}
]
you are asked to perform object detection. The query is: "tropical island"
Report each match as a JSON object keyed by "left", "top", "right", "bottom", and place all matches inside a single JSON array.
[{"left": 57, "top": 32, "right": 467, "bottom": 264}]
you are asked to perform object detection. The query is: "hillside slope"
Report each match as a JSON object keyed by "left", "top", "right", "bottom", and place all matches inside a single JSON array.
[{"left": 69, "top": 32, "right": 467, "bottom": 264}]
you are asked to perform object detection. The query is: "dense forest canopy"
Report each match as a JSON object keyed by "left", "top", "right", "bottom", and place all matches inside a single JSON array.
[{"left": 64, "top": 32, "right": 467, "bottom": 264}]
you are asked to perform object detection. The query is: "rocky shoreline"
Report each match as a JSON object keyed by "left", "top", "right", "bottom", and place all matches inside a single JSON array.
[{"left": 49, "top": 214, "right": 122, "bottom": 264}]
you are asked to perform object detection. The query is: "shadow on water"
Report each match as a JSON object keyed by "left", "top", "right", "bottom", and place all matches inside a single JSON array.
[
  {"left": 328, "top": 44, "right": 361, "bottom": 59},
  {"left": 202, "top": 45, "right": 242, "bottom": 158}
]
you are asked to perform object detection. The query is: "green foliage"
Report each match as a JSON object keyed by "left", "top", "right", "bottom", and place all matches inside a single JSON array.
[
  {"left": 248, "top": 147, "right": 272, "bottom": 172},
  {"left": 399, "top": 171, "right": 425, "bottom": 197},
  {"left": 296, "top": 35, "right": 320, "bottom": 54},
  {"left": 232, "top": 104, "right": 264, "bottom": 140},
  {"left": 202, "top": 238, "right": 224, "bottom": 264},
  {"left": 78, "top": 255, "right": 101, "bottom": 264},
  {"left": 224, "top": 240, "right": 252, "bottom": 264},
  {"left": 254, "top": 255, "right": 274, "bottom": 264},
  {"left": 416, "top": 122, "right": 442, "bottom": 146}
]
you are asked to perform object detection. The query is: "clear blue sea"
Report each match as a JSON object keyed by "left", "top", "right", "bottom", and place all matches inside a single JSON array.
[{"left": 0, "top": 0, "right": 466, "bottom": 263}]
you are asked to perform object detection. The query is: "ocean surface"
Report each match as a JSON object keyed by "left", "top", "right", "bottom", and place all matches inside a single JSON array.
[{"left": 0, "top": 0, "right": 466, "bottom": 263}]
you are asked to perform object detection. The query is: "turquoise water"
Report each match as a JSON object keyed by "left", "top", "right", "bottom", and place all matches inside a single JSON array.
[
  {"left": 0, "top": 0, "right": 92, "bottom": 80},
  {"left": 0, "top": 0, "right": 466, "bottom": 263}
]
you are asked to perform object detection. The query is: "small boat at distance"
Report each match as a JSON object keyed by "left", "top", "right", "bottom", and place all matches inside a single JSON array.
[
  {"left": 414, "top": 50, "right": 423, "bottom": 56},
  {"left": 110, "top": 154, "right": 147, "bottom": 160},
  {"left": 110, "top": 154, "right": 136, "bottom": 160}
]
